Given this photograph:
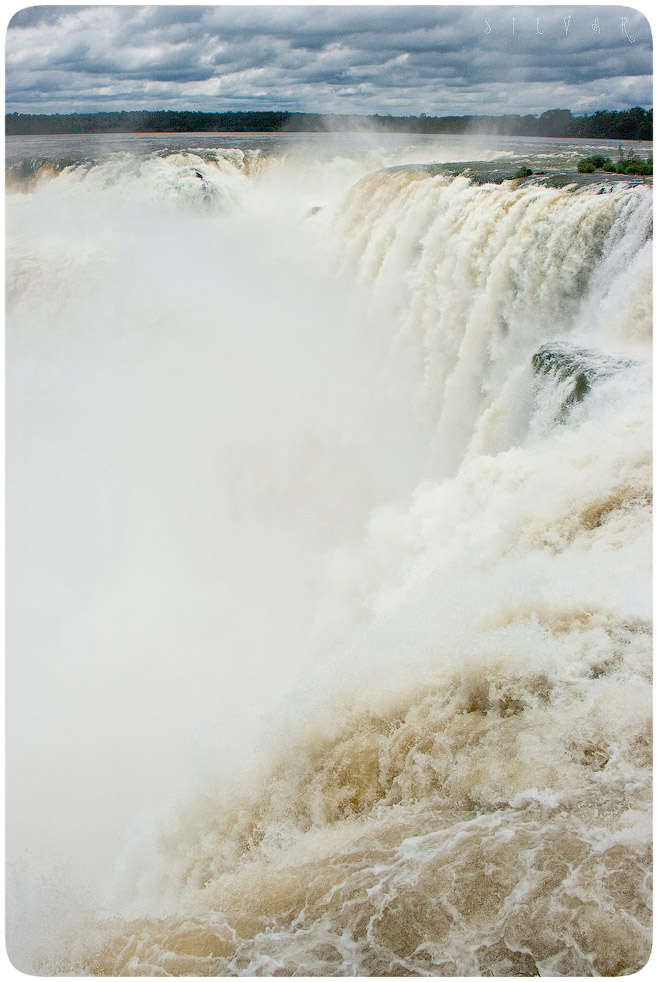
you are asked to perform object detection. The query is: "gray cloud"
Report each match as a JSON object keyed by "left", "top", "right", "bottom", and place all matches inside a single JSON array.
[{"left": 5, "top": 5, "right": 653, "bottom": 117}]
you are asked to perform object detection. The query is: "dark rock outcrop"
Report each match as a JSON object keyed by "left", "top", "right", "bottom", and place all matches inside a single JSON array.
[{"left": 532, "top": 343, "right": 637, "bottom": 421}]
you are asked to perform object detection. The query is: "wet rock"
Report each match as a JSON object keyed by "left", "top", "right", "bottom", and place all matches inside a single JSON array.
[{"left": 532, "top": 342, "right": 637, "bottom": 420}]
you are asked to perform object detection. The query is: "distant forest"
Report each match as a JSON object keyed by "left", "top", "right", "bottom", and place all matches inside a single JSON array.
[{"left": 5, "top": 107, "right": 653, "bottom": 141}]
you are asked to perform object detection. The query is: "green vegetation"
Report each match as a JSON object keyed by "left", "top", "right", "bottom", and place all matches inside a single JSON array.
[
  {"left": 514, "top": 166, "right": 533, "bottom": 178},
  {"left": 5, "top": 110, "right": 290, "bottom": 135},
  {"left": 578, "top": 148, "right": 653, "bottom": 175},
  {"left": 5, "top": 106, "right": 653, "bottom": 140}
]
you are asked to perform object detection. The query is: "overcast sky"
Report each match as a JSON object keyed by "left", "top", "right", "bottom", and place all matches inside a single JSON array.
[{"left": 5, "top": 4, "right": 653, "bottom": 117}]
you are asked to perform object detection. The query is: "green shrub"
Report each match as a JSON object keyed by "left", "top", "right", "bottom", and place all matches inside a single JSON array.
[
  {"left": 514, "top": 166, "right": 533, "bottom": 178},
  {"left": 627, "top": 160, "right": 653, "bottom": 175},
  {"left": 577, "top": 150, "right": 651, "bottom": 177},
  {"left": 611, "top": 155, "right": 651, "bottom": 175}
]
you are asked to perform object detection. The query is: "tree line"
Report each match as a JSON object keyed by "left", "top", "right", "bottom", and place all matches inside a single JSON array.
[{"left": 5, "top": 107, "right": 652, "bottom": 141}]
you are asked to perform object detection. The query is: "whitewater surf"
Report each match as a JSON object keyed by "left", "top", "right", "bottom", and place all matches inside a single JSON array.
[{"left": 6, "top": 133, "right": 652, "bottom": 976}]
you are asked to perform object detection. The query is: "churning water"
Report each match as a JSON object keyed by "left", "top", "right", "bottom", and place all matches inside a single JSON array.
[{"left": 5, "top": 133, "right": 652, "bottom": 976}]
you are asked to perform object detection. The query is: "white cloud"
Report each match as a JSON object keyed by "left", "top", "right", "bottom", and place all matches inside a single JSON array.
[{"left": 5, "top": 4, "right": 653, "bottom": 116}]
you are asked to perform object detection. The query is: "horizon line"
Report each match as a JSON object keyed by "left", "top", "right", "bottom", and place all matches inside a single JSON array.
[{"left": 6, "top": 106, "right": 654, "bottom": 119}]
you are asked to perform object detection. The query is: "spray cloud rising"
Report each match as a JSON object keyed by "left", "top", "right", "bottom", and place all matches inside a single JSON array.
[{"left": 5, "top": 135, "right": 652, "bottom": 975}]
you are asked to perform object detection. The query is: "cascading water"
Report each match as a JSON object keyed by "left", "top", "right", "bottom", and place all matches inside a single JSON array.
[{"left": 6, "top": 136, "right": 652, "bottom": 976}]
